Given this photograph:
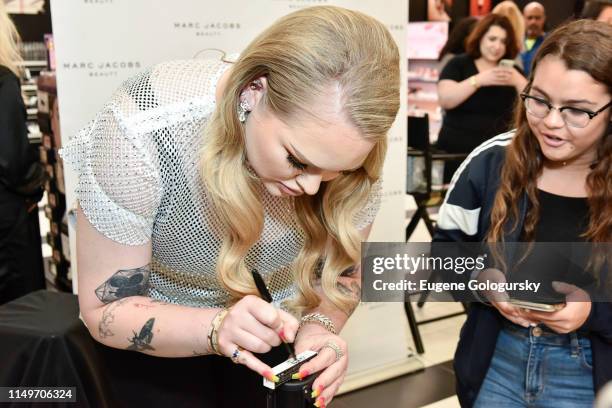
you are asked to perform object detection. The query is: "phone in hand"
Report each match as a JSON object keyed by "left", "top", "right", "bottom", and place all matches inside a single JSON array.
[
  {"left": 498, "top": 59, "right": 515, "bottom": 69},
  {"left": 509, "top": 299, "right": 566, "bottom": 312}
]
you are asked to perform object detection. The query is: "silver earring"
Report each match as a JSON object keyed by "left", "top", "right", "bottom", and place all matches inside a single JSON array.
[{"left": 238, "top": 99, "right": 251, "bottom": 123}]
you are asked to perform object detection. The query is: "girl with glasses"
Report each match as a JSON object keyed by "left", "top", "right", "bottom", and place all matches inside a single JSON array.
[{"left": 434, "top": 19, "right": 611, "bottom": 407}]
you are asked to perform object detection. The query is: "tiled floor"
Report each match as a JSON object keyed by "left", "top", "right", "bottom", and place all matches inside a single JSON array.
[
  {"left": 334, "top": 301, "right": 464, "bottom": 407},
  {"left": 422, "top": 396, "right": 461, "bottom": 408},
  {"left": 334, "top": 361, "right": 457, "bottom": 408}
]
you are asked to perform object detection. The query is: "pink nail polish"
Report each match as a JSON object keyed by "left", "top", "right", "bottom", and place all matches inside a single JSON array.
[
  {"left": 262, "top": 370, "right": 279, "bottom": 382},
  {"left": 292, "top": 369, "right": 309, "bottom": 381},
  {"left": 311, "top": 384, "right": 324, "bottom": 398}
]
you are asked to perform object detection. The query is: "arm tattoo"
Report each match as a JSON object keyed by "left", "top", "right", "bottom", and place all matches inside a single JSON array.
[
  {"left": 314, "top": 258, "right": 325, "bottom": 279},
  {"left": 132, "top": 303, "right": 155, "bottom": 309},
  {"left": 133, "top": 299, "right": 169, "bottom": 308},
  {"left": 95, "top": 264, "right": 151, "bottom": 304},
  {"left": 98, "top": 298, "right": 129, "bottom": 338},
  {"left": 126, "top": 318, "right": 156, "bottom": 352},
  {"left": 340, "top": 266, "right": 356, "bottom": 277},
  {"left": 338, "top": 281, "right": 362, "bottom": 313},
  {"left": 338, "top": 281, "right": 362, "bottom": 298}
]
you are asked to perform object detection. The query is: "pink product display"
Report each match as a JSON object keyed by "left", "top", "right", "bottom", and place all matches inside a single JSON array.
[{"left": 407, "top": 22, "right": 448, "bottom": 60}]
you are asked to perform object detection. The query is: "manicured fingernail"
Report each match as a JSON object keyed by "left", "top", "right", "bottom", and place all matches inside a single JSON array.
[
  {"left": 292, "top": 369, "right": 309, "bottom": 380},
  {"left": 314, "top": 396, "right": 325, "bottom": 407},
  {"left": 263, "top": 370, "right": 279, "bottom": 382},
  {"left": 311, "top": 384, "right": 323, "bottom": 398},
  {"left": 279, "top": 329, "right": 287, "bottom": 342}
]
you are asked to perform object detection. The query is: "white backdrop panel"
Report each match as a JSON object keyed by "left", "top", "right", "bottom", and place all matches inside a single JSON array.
[{"left": 50, "top": 0, "right": 413, "bottom": 393}]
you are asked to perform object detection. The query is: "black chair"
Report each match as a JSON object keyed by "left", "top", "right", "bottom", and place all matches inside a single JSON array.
[
  {"left": 404, "top": 114, "right": 468, "bottom": 354},
  {"left": 406, "top": 114, "right": 467, "bottom": 241}
]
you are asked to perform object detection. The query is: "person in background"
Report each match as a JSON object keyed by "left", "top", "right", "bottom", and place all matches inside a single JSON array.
[
  {"left": 428, "top": 0, "right": 451, "bottom": 22},
  {"left": 437, "top": 14, "right": 527, "bottom": 182},
  {"left": 438, "top": 17, "right": 478, "bottom": 70},
  {"left": 435, "top": 19, "right": 611, "bottom": 407},
  {"left": 492, "top": 1, "right": 526, "bottom": 69},
  {"left": 0, "top": 2, "right": 45, "bottom": 304},
  {"left": 521, "top": 1, "right": 547, "bottom": 76},
  {"left": 582, "top": 0, "right": 612, "bottom": 23}
]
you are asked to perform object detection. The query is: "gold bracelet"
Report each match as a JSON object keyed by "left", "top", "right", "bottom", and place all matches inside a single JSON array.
[
  {"left": 207, "top": 309, "right": 229, "bottom": 355},
  {"left": 469, "top": 75, "right": 479, "bottom": 89},
  {"left": 299, "top": 313, "right": 337, "bottom": 335}
]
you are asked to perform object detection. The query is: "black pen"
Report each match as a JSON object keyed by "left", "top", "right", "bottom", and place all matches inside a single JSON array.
[{"left": 251, "top": 269, "right": 297, "bottom": 361}]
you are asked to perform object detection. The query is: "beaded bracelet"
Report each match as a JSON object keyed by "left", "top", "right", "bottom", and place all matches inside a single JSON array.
[
  {"left": 299, "top": 313, "right": 337, "bottom": 335},
  {"left": 207, "top": 309, "right": 229, "bottom": 355}
]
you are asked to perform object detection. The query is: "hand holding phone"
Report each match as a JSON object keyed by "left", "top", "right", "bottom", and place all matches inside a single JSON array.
[
  {"left": 508, "top": 299, "right": 566, "bottom": 313},
  {"left": 518, "top": 282, "right": 592, "bottom": 334},
  {"left": 476, "top": 268, "right": 538, "bottom": 327}
]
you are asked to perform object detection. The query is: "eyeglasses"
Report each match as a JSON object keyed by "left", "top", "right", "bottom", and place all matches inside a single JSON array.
[{"left": 520, "top": 93, "right": 612, "bottom": 128}]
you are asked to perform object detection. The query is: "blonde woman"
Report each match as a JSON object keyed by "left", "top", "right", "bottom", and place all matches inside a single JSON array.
[
  {"left": 61, "top": 5, "right": 400, "bottom": 407},
  {"left": 0, "top": 2, "right": 45, "bottom": 304},
  {"left": 492, "top": 0, "right": 526, "bottom": 65}
]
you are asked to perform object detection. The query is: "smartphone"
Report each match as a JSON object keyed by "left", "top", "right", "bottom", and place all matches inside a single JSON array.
[
  {"left": 498, "top": 59, "right": 515, "bottom": 69},
  {"left": 509, "top": 299, "right": 565, "bottom": 312}
]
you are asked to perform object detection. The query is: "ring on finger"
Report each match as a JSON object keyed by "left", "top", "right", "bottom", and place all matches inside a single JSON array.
[
  {"left": 230, "top": 346, "right": 243, "bottom": 364},
  {"left": 321, "top": 341, "right": 344, "bottom": 362}
]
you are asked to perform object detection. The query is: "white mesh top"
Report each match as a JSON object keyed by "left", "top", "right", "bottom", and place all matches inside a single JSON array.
[{"left": 61, "top": 58, "right": 381, "bottom": 309}]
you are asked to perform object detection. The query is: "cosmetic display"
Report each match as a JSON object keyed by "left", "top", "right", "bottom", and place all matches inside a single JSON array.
[{"left": 37, "top": 72, "right": 72, "bottom": 292}]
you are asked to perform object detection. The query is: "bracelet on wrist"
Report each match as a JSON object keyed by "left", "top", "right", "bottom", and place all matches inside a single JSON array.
[
  {"left": 207, "top": 309, "right": 229, "bottom": 355},
  {"left": 469, "top": 75, "right": 479, "bottom": 89},
  {"left": 299, "top": 313, "right": 337, "bottom": 335}
]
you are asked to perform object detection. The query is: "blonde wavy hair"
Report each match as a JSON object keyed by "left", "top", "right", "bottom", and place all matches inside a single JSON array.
[
  {"left": 492, "top": 1, "right": 526, "bottom": 53},
  {"left": 0, "top": 2, "right": 23, "bottom": 76},
  {"left": 201, "top": 6, "right": 400, "bottom": 315}
]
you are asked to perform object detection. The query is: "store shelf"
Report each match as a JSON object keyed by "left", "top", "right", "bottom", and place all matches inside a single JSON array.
[
  {"left": 408, "top": 92, "right": 438, "bottom": 102},
  {"left": 408, "top": 76, "right": 439, "bottom": 83},
  {"left": 16, "top": 60, "right": 47, "bottom": 67},
  {"left": 34, "top": 72, "right": 71, "bottom": 293}
]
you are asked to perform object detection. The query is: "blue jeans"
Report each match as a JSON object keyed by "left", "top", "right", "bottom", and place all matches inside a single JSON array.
[{"left": 474, "top": 323, "right": 594, "bottom": 408}]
